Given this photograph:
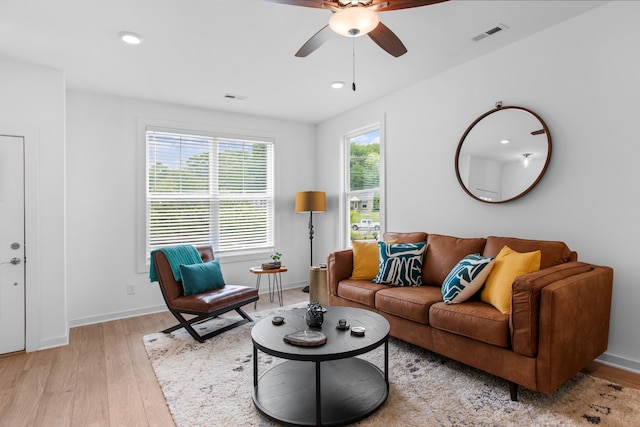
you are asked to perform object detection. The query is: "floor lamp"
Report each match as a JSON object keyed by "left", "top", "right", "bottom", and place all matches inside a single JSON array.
[{"left": 295, "top": 191, "right": 326, "bottom": 293}]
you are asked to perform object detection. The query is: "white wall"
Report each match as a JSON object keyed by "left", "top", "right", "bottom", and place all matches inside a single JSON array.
[
  {"left": 65, "top": 92, "right": 316, "bottom": 325},
  {"left": 316, "top": 1, "right": 640, "bottom": 370},
  {"left": 502, "top": 157, "right": 545, "bottom": 199},
  {"left": 467, "top": 156, "right": 502, "bottom": 200},
  {"left": 0, "top": 60, "right": 67, "bottom": 350}
]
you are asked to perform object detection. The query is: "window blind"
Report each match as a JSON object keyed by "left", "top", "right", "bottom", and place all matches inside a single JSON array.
[{"left": 146, "top": 129, "right": 274, "bottom": 256}]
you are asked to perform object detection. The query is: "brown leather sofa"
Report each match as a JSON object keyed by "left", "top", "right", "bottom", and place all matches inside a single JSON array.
[{"left": 327, "top": 232, "right": 613, "bottom": 400}]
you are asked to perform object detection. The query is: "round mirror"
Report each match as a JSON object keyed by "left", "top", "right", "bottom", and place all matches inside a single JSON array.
[{"left": 455, "top": 105, "right": 552, "bottom": 203}]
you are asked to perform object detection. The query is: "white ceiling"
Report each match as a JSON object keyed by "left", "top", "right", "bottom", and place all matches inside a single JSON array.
[{"left": 0, "top": 0, "right": 607, "bottom": 124}]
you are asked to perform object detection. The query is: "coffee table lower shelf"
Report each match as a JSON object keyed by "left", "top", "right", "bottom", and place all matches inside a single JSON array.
[{"left": 253, "top": 358, "right": 388, "bottom": 426}]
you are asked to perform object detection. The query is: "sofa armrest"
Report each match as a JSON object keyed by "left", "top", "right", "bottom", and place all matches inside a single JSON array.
[
  {"left": 327, "top": 249, "right": 353, "bottom": 296},
  {"left": 535, "top": 265, "right": 613, "bottom": 394},
  {"left": 510, "top": 262, "right": 595, "bottom": 356}
]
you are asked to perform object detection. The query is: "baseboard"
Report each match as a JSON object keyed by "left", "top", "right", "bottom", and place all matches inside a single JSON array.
[
  {"left": 36, "top": 335, "right": 69, "bottom": 352},
  {"left": 68, "top": 304, "right": 168, "bottom": 328},
  {"left": 68, "top": 282, "right": 308, "bottom": 328},
  {"left": 596, "top": 352, "right": 640, "bottom": 374},
  {"left": 273, "top": 280, "right": 306, "bottom": 292}
]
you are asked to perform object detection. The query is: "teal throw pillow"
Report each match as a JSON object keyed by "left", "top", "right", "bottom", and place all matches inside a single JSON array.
[
  {"left": 179, "top": 259, "right": 225, "bottom": 296},
  {"left": 441, "top": 254, "right": 495, "bottom": 304},
  {"left": 373, "top": 242, "right": 426, "bottom": 287}
]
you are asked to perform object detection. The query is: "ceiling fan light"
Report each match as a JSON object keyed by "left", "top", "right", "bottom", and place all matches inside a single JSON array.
[{"left": 329, "top": 8, "right": 380, "bottom": 37}]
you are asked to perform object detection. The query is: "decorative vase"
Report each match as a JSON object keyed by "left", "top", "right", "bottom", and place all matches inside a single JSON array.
[{"left": 305, "top": 302, "right": 324, "bottom": 327}]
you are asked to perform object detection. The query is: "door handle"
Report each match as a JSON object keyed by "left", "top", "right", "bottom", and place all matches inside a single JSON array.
[{"left": 0, "top": 257, "right": 21, "bottom": 266}]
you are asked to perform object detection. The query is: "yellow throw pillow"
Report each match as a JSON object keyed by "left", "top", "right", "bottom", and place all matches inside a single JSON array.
[
  {"left": 350, "top": 239, "right": 396, "bottom": 280},
  {"left": 481, "top": 245, "right": 541, "bottom": 314}
]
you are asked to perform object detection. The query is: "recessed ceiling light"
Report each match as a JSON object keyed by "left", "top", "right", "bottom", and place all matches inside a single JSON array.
[
  {"left": 331, "top": 81, "right": 345, "bottom": 89},
  {"left": 119, "top": 31, "right": 144, "bottom": 45},
  {"left": 500, "top": 139, "right": 510, "bottom": 144}
]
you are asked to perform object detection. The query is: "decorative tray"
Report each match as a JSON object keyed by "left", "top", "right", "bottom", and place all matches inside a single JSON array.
[{"left": 283, "top": 331, "right": 327, "bottom": 347}]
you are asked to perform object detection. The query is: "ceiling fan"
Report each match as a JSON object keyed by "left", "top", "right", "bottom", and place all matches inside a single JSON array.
[{"left": 265, "top": 0, "right": 449, "bottom": 57}]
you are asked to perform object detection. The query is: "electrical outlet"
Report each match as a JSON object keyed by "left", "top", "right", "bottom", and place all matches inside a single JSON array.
[{"left": 127, "top": 283, "right": 136, "bottom": 295}]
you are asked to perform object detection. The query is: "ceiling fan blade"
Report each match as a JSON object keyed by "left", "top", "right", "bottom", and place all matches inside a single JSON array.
[
  {"left": 368, "top": 2, "right": 389, "bottom": 10},
  {"left": 264, "top": 0, "right": 326, "bottom": 8},
  {"left": 264, "top": 1, "right": 448, "bottom": 11},
  {"left": 373, "top": 0, "right": 448, "bottom": 12},
  {"left": 368, "top": 22, "right": 407, "bottom": 57},
  {"left": 295, "top": 25, "right": 333, "bottom": 57}
]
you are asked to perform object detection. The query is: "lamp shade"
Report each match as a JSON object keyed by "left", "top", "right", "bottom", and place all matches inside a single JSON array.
[
  {"left": 328, "top": 8, "right": 380, "bottom": 37},
  {"left": 295, "top": 191, "right": 326, "bottom": 213}
]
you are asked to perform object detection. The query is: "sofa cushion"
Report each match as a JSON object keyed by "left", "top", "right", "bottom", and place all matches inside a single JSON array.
[
  {"left": 483, "top": 236, "right": 572, "bottom": 270},
  {"left": 336, "top": 279, "right": 389, "bottom": 308},
  {"left": 441, "top": 254, "right": 495, "bottom": 304},
  {"left": 373, "top": 242, "right": 426, "bottom": 287},
  {"left": 481, "top": 246, "right": 541, "bottom": 314},
  {"left": 375, "top": 286, "right": 443, "bottom": 324},
  {"left": 429, "top": 301, "right": 510, "bottom": 348},
  {"left": 382, "top": 232, "right": 427, "bottom": 244},
  {"left": 423, "top": 234, "right": 487, "bottom": 286}
]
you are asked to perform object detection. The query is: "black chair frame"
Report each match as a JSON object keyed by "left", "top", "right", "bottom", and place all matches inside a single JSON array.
[{"left": 161, "top": 298, "right": 257, "bottom": 343}]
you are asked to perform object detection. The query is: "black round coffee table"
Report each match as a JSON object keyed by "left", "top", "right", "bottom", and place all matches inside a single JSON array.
[{"left": 251, "top": 306, "right": 390, "bottom": 426}]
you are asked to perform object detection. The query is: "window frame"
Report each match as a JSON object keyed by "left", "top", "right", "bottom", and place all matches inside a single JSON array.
[
  {"left": 341, "top": 122, "right": 385, "bottom": 248},
  {"left": 136, "top": 120, "right": 276, "bottom": 272}
]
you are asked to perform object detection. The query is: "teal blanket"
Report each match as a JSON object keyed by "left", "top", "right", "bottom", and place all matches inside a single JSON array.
[{"left": 149, "top": 245, "right": 202, "bottom": 283}]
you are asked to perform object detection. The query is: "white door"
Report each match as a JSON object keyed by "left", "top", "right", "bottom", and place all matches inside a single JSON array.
[{"left": 0, "top": 135, "right": 26, "bottom": 354}]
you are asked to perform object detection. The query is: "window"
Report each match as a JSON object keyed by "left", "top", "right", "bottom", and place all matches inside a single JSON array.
[
  {"left": 345, "top": 126, "right": 382, "bottom": 243},
  {"left": 146, "top": 129, "right": 274, "bottom": 258}
]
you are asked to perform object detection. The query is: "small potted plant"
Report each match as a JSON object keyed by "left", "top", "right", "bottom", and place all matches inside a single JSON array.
[{"left": 262, "top": 252, "right": 282, "bottom": 270}]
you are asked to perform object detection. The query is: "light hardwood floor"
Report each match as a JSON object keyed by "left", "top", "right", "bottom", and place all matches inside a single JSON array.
[{"left": 1, "top": 287, "right": 638, "bottom": 427}]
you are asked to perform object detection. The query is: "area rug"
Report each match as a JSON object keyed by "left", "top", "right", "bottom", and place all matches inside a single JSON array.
[{"left": 144, "top": 305, "right": 640, "bottom": 426}]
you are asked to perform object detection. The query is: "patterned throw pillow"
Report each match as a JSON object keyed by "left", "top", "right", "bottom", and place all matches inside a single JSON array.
[
  {"left": 441, "top": 254, "right": 495, "bottom": 304},
  {"left": 373, "top": 242, "right": 426, "bottom": 287}
]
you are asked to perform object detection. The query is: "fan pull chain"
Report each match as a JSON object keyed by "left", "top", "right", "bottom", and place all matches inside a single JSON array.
[{"left": 352, "top": 36, "right": 356, "bottom": 91}]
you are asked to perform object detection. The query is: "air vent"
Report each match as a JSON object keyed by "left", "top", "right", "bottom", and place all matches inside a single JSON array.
[
  {"left": 472, "top": 23, "right": 508, "bottom": 42},
  {"left": 224, "top": 93, "right": 247, "bottom": 101},
  {"left": 472, "top": 33, "right": 488, "bottom": 42}
]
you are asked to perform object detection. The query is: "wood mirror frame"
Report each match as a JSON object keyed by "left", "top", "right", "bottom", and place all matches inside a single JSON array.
[{"left": 455, "top": 105, "right": 552, "bottom": 203}]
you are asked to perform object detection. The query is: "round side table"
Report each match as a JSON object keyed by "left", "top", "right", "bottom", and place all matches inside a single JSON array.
[{"left": 249, "top": 266, "right": 287, "bottom": 308}]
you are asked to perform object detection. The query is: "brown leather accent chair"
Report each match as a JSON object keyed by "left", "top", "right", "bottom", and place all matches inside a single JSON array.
[{"left": 153, "top": 245, "right": 259, "bottom": 342}]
